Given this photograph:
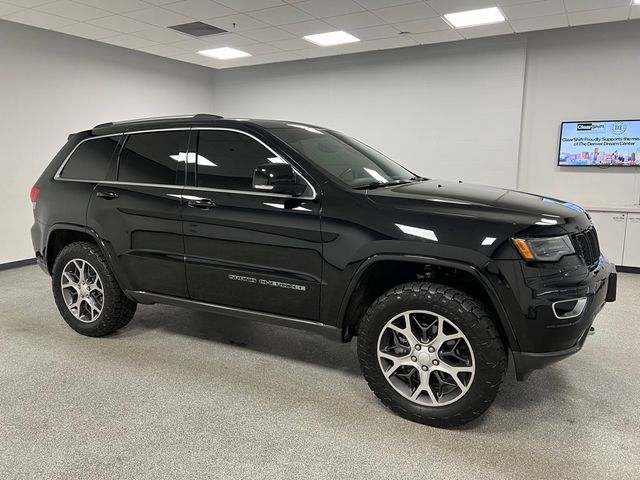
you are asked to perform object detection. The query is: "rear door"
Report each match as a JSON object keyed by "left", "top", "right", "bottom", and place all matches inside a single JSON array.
[
  {"left": 87, "top": 129, "right": 190, "bottom": 297},
  {"left": 181, "top": 128, "right": 322, "bottom": 320}
]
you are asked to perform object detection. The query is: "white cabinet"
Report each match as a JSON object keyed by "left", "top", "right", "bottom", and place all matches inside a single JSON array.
[
  {"left": 588, "top": 211, "right": 627, "bottom": 265},
  {"left": 622, "top": 214, "right": 640, "bottom": 268}
]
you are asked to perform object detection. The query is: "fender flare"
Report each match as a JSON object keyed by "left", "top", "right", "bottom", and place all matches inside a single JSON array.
[
  {"left": 45, "top": 223, "right": 134, "bottom": 298},
  {"left": 336, "top": 254, "right": 520, "bottom": 351}
]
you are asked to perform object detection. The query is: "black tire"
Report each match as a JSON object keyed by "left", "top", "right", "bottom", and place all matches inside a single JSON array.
[
  {"left": 357, "top": 282, "right": 507, "bottom": 428},
  {"left": 52, "top": 241, "right": 136, "bottom": 337}
]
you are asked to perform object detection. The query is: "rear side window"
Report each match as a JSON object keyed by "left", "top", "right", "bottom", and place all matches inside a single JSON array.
[
  {"left": 118, "top": 131, "right": 188, "bottom": 185},
  {"left": 196, "top": 130, "right": 279, "bottom": 190},
  {"left": 60, "top": 136, "right": 119, "bottom": 180}
]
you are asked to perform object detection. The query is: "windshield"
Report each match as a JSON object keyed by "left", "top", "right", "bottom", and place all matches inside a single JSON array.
[{"left": 269, "top": 125, "right": 416, "bottom": 188}]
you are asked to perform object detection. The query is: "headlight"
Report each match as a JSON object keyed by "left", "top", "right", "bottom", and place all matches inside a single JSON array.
[{"left": 512, "top": 235, "right": 575, "bottom": 262}]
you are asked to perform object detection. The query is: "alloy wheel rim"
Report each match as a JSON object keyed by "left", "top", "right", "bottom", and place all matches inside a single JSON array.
[
  {"left": 377, "top": 310, "right": 475, "bottom": 407},
  {"left": 61, "top": 259, "right": 104, "bottom": 323}
]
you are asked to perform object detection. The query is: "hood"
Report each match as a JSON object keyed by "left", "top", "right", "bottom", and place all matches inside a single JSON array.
[{"left": 366, "top": 179, "right": 588, "bottom": 229}]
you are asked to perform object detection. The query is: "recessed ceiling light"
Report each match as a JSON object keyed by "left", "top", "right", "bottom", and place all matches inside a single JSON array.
[
  {"left": 444, "top": 7, "right": 505, "bottom": 28},
  {"left": 303, "top": 31, "right": 360, "bottom": 47},
  {"left": 197, "top": 47, "right": 251, "bottom": 60}
]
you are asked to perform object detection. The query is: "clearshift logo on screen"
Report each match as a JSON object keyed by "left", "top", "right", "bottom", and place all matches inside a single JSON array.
[{"left": 577, "top": 123, "right": 606, "bottom": 132}]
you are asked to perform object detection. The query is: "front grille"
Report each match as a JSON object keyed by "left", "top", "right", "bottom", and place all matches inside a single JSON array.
[{"left": 571, "top": 227, "right": 601, "bottom": 270}]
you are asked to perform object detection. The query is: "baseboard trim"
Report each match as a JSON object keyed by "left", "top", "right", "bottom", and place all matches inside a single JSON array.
[
  {"left": 0, "top": 258, "right": 37, "bottom": 271},
  {"left": 618, "top": 266, "right": 640, "bottom": 274}
]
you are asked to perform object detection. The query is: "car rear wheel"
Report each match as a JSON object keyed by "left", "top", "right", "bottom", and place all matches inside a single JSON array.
[
  {"left": 357, "top": 282, "right": 507, "bottom": 427},
  {"left": 52, "top": 241, "right": 136, "bottom": 337}
]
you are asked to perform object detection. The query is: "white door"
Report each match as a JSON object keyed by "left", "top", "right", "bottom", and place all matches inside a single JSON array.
[
  {"left": 622, "top": 214, "right": 640, "bottom": 267},
  {"left": 588, "top": 211, "right": 627, "bottom": 265}
]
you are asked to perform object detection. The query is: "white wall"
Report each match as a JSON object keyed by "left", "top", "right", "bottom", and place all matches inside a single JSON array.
[
  {"left": 518, "top": 21, "right": 640, "bottom": 206},
  {"left": 0, "top": 20, "right": 216, "bottom": 264},
  {"left": 209, "top": 37, "right": 527, "bottom": 190}
]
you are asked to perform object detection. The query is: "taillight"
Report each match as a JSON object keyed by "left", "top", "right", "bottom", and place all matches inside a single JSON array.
[{"left": 30, "top": 186, "right": 41, "bottom": 207}]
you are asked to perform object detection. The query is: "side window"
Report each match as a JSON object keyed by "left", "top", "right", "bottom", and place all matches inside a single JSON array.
[
  {"left": 196, "top": 130, "right": 282, "bottom": 190},
  {"left": 60, "top": 136, "right": 119, "bottom": 180},
  {"left": 118, "top": 131, "right": 188, "bottom": 185}
]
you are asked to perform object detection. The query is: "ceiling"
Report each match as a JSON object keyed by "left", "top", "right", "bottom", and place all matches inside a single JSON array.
[{"left": 1, "top": 0, "right": 639, "bottom": 69}]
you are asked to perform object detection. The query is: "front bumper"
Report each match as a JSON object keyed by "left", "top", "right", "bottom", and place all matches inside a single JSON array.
[{"left": 509, "top": 259, "right": 616, "bottom": 380}]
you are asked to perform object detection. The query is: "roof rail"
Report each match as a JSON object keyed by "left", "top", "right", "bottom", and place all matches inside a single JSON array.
[{"left": 93, "top": 113, "right": 223, "bottom": 129}]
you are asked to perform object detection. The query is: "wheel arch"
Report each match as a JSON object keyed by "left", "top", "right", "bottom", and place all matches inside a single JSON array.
[
  {"left": 337, "top": 255, "right": 519, "bottom": 351},
  {"left": 45, "top": 224, "right": 133, "bottom": 296}
]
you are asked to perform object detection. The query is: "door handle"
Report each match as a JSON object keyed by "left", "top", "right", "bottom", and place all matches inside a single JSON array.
[
  {"left": 187, "top": 198, "right": 215, "bottom": 209},
  {"left": 96, "top": 191, "right": 119, "bottom": 200}
]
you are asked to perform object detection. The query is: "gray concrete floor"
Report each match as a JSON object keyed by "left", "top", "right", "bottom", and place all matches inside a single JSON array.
[{"left": 0, "top": 265, "right": 638, "bottom": 480}]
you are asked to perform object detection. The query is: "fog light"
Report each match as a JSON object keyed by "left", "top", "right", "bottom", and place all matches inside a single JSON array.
[{"left": 552, "top": 298, "right": 587, "bottom": 319}]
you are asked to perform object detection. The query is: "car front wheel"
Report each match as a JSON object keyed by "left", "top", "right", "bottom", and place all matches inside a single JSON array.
[{"left": 357, "top": 282, "right": 507, "bottom": 427}]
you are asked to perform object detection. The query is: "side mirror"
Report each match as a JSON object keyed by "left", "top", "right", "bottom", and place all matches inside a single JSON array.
[{"left": 253, "top": 163, "right": 307, "bottom": 196}]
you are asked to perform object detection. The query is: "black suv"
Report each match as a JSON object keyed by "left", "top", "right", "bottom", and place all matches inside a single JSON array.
[{"left": 31, "top": 114, "right": 616, "bottom": 427}]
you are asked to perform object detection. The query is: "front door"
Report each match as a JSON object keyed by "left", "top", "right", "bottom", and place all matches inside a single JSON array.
[
  {"left": 87, "top": 129, "right": 189, "bottom": 297},
  {"left": 181, "top": 129, "right": 322, "bottom": 320}
]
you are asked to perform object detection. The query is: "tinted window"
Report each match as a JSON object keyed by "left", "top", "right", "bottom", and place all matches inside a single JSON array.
[
  {"left": 196, "top": 130, "right": 280, "bottom": 190},
  {"left": 60, "top": 136, "right": 119, "bottom": 180},
  {"left": 118, "top": 131, "right": 188, "bottom": 185},
  {"left": 270, "top": 127, "right": 415, "bottom": 188}
]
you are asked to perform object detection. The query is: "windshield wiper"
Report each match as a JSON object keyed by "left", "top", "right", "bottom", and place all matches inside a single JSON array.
[{"left": 353, "top": 179, "right": 415, "bottom": 190}]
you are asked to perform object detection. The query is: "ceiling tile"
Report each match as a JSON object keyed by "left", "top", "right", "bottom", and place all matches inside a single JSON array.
[
  {"left": 348, "top": 24, "right": 399, "bottom": 40},
  {"left": 568, "top": 6, "right": 630, "bottom": 25},
  {"left": 125, "top": 7, "right": 193, "bottom": 27},
  {"left": 564, "top": 0, "right": 631, "bottom": 13},
  {"left": 240, "top": 42, "right": 283, "bottom": 54},
  {"left": 54, "top": 21, "right": 119, "bottom": 39},
  {"left": 88, "top": 15, "right": 151, "bottom": 33},
  {"left": 278, "top": 19, "right": 334, "bottom": 35},
  {"left": 372, "top": 2, "right": 439, "bottom": 23},
  {"left": 167, "top": 37, "right": 213, "bottom": 51},
  {"left": 3, "top": 0, "right": 54, "bottom": 7},
  {"left": 295, "top": 47, "right": 340, "bottom": 58},
  {"left": 133, "top": 26, "right": 191, "bottom": 43},
  {"left": 3, "top": 9, "right": 75, "bottom": 28},
  {"left": 392, "top": 16, "right": 451, "bottom": 33},
  {"left": 509, "top": 12, "right": 568, "bottom": 31},
  {"left": 215, "top": 0, "right": 286, "bottom": 13},
  {"left": 74, "top": 0, "right": 149, "bottom": 14},
  {"left": 138, "top": 0, "right": 176, "bottom": 4},
  {"left": 35, "top": 0, "right": 111, "bottom": 21},
  {"left": 325, "top": 11, "right": 385, "bottom": 29},
  {"left": 240, "top": 26, "right": 294, "bottom": 41},
  {"left": 269, "top": 37, "right": 311, "bottom": 50},
  {"left": 206, "top": 13, "right": 270, "bottom": 31},
  {"left": 163, "top": 0, "right": 235, "bottom": 20},
  {"left": 249, "top": 50, "right": 303, "bottom": 65},
  {"left": 427, "top": 0, "right": 497, "bottom": 15},
  {"left": 247, "top": 4, "right": 313, "bottom": 25},
  {"left": 0, "top": 2, "right": 22, "bottom": 15},
  {"left": 137, "top": 43, "right": 188, "bottom": 57},
  {"left": 494, "top": 0, "right": 536, "bottom": 5},
  {"left": 631, "top": 5, "right": 640, "bottom": 19},
  {"left": 351, "top": 0, "right": 415, "bottom": 8},
  {"left": 100, "top": 33, "right": 157, "bottom": 48},
  {"left": 193, "top": 32, "right": 257, "bottom": 47},
  {"left": 502, "top": 0, "right": 565, "bottom": 21},
  {"left": 331, "top": 34, "right": 416, "bottom": 54},
  {"left": 410, "top": 29, "right": 464, "bottom": 44},
  {"left": 294, "top": 0, "right": 364, "bottom": 18},
  {"left": 458, "top": 21, "right": 514, "bottom": 38}
]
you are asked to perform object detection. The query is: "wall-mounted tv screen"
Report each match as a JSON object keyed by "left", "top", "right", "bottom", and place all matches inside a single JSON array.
[{"left": 558, "top": 120, "right": 640, "bottom": 167}]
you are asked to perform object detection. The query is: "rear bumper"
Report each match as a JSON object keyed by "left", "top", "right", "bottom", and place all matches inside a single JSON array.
[{"left": 511, "top": 260, "right": 616, "bottom": 380}]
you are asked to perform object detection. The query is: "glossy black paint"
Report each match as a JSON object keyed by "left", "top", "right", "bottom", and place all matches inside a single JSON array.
[{"left": 30, "top": 116, "right": 616, "bottom": 379}]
